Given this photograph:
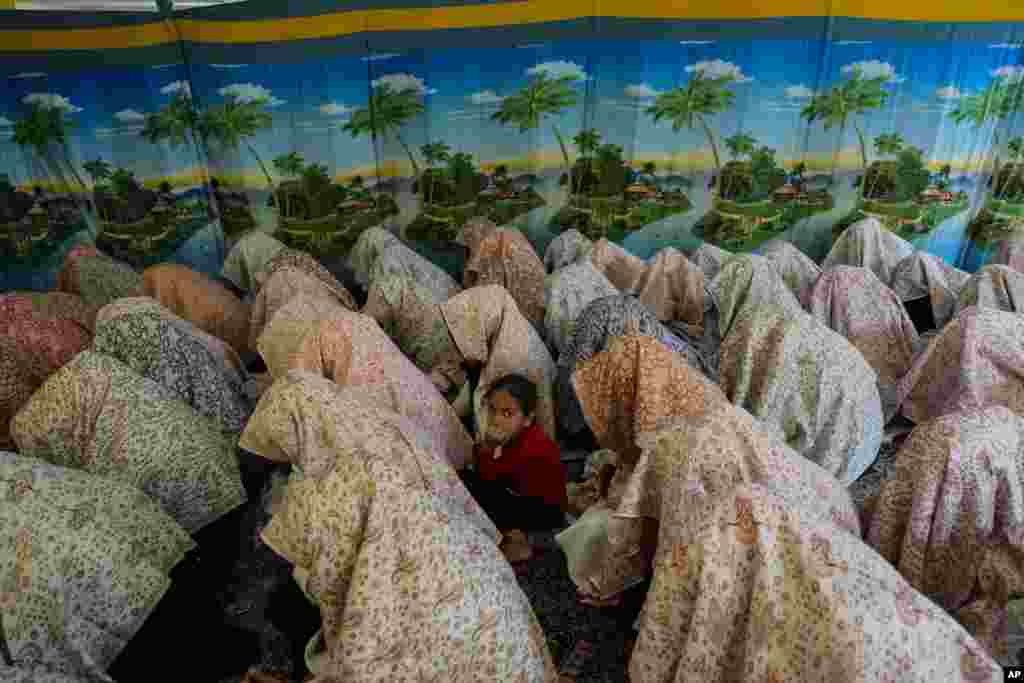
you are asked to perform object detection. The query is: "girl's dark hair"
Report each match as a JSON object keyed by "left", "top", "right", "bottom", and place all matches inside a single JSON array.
[{"left": 487, "top": 374, "right": 537, "bottom": 415}]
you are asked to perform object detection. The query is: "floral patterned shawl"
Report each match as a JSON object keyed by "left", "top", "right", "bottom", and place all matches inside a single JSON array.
[
  {"left": 0, "top": 453, "right": 194, "bottom": 682},
  {"left": 221, "top": 231, "right": 287, "bottom": 293},
  {"left": 348, "top": 227, "right": 461, "bottom": 301},
  {"left": 633, "top": 247, "right": 706, "bottom": 331},
  {"left": 896, "top": 306, "right": 1024, "bottom": 424},
  {"left": 821, "top": 217, "right": 914, "bottom": 286},
  {"left": 253, "top": 249, "right": 357, "bottom": 309},
  {"left": 248, "top": 266, "right": 352, "bottom": 352},
  {"left": 454, "top": 217, "right": 498, "bottom": 256},
  {"left": 93, "top": 298, "right": 252, "bottom": 434},
  {"left": 956, "top": 265, "right": 1024, "bottom": 316},
  {"left": 0, "top": 294, "right": 95, "bottom": 450},
  {"left": 588, "top": 239, "right": 647, "bottom": 293},
  {"left": 689, "top": 242, "right": 732, "bottom": 281},
  {"left": 254, "top": 293, "right": 351, "bottom": 377},
  {"left": 361, "top": 273, "right": 463, "bottom": 383},
  {"left": 891, "top": 251, "right": 970, "bottom": 329},
  {"left": 759, "top": 238, "right": 822, "bottom": 307},
  {"left": 808, "top": 266, "right": 920, "bottom": 422},
  {"left": 544, "top": 229, "right": 593, "bottom": 273},
  {"left": 56, "top": 246, "right": 144, "bottom": 309},
  {"left": 279, "top": 313, "right": 475, "bottom": 470},
  {"left": 440, "top": 285, "right": 557, "bottom": 441},
  {"left": 557, "top": 296, "right": 715, "bottom": 438},
  {"left": 712, "top": 256, "right": 883, "bottom": 484},
  {"left": 993, "top": 238, "right": 1024, "bottom": 274},
  {"left": 11, "top": 350, "right": 247, "bottom": 533},
  {"left": 464, "top": 228, "right": 547, "bottom": 331},
  {"left": 347, "top": 226, "right": 403, "bottom": 286},
  {"left": 142, "top": 263, "right": 251, "bottom": 356},
  {"left": 544, "top": 261, "right": 618, "bottom": 357},
  {"left": 866, "top": 406, "right": 1024, "bottom": 660},
  {"left": 256, "top": 384, "right": 557, "bottom": 682},
  {"left": 629, "top": 484, "right": 1002, "bottom": 683}
]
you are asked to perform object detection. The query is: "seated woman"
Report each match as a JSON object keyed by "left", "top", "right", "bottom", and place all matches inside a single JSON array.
[
  {"left": 0, "top": 453, "right": 199, "bottom": 682},
  {"left": 866, "top": 406, "right": 1024, "bottom": 660},
  {"left": 11, "top": 350, "right": 247, "bottom": 535},
  {"left": 544, "top": 260, "right": 619, "bottom": 357},
  {"left": 93, "top": 297, "right": 254, "bottom": 434},
  {"left": 460, "top": 374, "right": 568, "bottom": 563},
  {"left": 56, "top": 244, "right": 144, "bottom": 308},
  {"left": 711, "top": 255, "right": 883, "bottom": 484},
  {"left": 256, "top": 303, "right": 474, "bottom": 470},
  {"left": 896, "top": 306, "right": 1024, "bottom": 425},
  {"left": 250, "top": 248, "right": 358, "bottom": 311},
  {"left": 956, "top": 264, "right": 1024, "bottom": 316},
  {"left": 459, "top": 219, "right": 548, "bottom": 332},
  {"left": 247, "top": 264, "right": 357, "bottom": 352},
  {"left": 821, "top": 216, "right": 914, "bottom": 286},
  {"left": 142, "top": 262, "right": 252, "bottom": 356},
  {"left": 544, "top": 228, "right": 592, "bottom": 273},
  {"left": 440, "top": 285, "right": 558, "bottom": 441},
  {"left": 348, "top": 226, "right": 462, "bottom": 301},
  {"left": 559, "top": 334, "right": 860, "bottom": 608},
  {"left": 221, "top": 230, "right": 288, "bottom": 293},
  {"left": 556, "top": 295, "right": 715, "bottom": 442},
  {"left": 239, "top": 372, "right": 557, "bottom": 682},
  {"left": 890, "top": 251, "right": 970, "bottom": 332},
  {"left": 758, "top": 238, "right": 821, "bottom": 307},
  {"left": 0, "top": 293, "right": 95, "bottom": 449},
  {"left": 630, "top": 484, "right": 1001, "bottom": 682},
  {"left": 807, "top": 266, "right": 920, "bottom": 421}
]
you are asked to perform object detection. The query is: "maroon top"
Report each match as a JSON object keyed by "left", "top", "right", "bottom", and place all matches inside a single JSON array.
[{"left": 476, "top": 422, "right": 567, "bottom": 509}]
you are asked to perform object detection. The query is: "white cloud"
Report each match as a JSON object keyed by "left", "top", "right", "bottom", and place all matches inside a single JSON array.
[
  {"left": 319, "top": 102, "right": 354, "bottom": 117},
  {"left": 22, "top": 93, "right": 82, "bottom": 113},
  {"left": 993, "top": 65, "right": 1024, "bottom": 82},
  {"left": 990, "top": 43, "right": 1022, "bottom": 49},
  {"left": 685, "top": 59, "right": 752, "bottom": 83},
  {"left": 218, "top": 83, "right": 285, "bottom": 106},
  {"left": 785, "top": 84, "right": 814, "bottom": 99},
  {"left": 468, "top": 90, "right": 505, "bottom": 105},
  {"left": 210, "top": 64, "right": 248, "bottom": 69},
  {"left": 834, "top": 40, "right": 872, "bottom": 46},
  {"left": 841, "top": 60, "right": 904, "bottom": 83},
  {"left": 624, "top": 83, "right": 661, "bottom": 99},
  {"left": 679, "top": 40, "right": 715, "bottom": 45},
  {"left": 0, "top": 117, "right": 12, "bottom": 127},
  {"left": 9, "top": 72, "right": 46, "bottom": 79},
  {"left": 527, "top": 60, "right": 589, "bottom": 82},
  {"left": 371, "top": 73, "right": 432, "bottom": 95},
  {"left": 114, "top": 109, "right": 146, "bottom": 123},
  {"left": 161, "top": 80, "right": 192, "bottom": 96},
  {"left": 765, "top": 105, "right": 804, "bottom": 112},
  {"left": 361, "top": 53, "right": 401, "bottom": 62},
  {"left": 935, "top": 85, "right": 962, "bottom": 100},
  {"left": 94, "top": 125, "right": 145, "bottom": 138}
]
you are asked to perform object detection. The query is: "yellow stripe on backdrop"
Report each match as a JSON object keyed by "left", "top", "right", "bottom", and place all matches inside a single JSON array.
[{"left": 0, "top": 0, "right": 1021, "bottom": 52}]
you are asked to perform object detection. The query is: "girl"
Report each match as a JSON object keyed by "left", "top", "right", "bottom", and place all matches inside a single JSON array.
[{"left": 462, "top": 374, "right": 568, "bottom": 563}]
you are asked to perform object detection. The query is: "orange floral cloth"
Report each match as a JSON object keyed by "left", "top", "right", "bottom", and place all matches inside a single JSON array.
[
  {"left": 463, "top": 225, "right": 547, "bottom": 332},
  {"left": 280, "top": 312, "right": 475, "bottom": 470},
  {"left": 440, "top": 285, "right": 557, "bottom": 441},
  {"left": 248, "top": 266, "right": 354, "bottom": 351},
  {"left": 589, "top": 239, "right": 647, "bottom": 293},
  {"left": 633, "top": 247, "right": 706, "bottom": 332},
  {"left": 142, "top": 263, "right": 251, "bottom": 355},
  {"left": 808, "top": 266, "right": 920, "bottom": 421},
  {"left": 252, "top": 248, "right": 357, "bottom": 310},
  {"left": 896, "top": 306, "right": 1024, "bottom": 424},
  {"left": 629, "top": 484, "right": 1001, "bottom": 682},
  {"left": 866, "top": 406, "right": 1024, "bottom": 660},
  {"left": 251, "top": 374, "right": 557, "bottom": 682}
]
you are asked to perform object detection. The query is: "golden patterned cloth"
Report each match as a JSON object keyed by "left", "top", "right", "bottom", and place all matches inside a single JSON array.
[
  {"left": 142, "top": 263, "right": 251, "bottom": 355},
  {"left": 629, "top": 483, "right": 1001, "bottom": 682},
  {"left": 633, "top": 247, "right": 706, "bottom": 333},
  {"left": 440, "top": 285, "right": 557, "bottom": 441},
  {"left": 463, "top": 226, "right": 548, "bottom": 332},
  {"left": 221, "top": 231, "right": 288, "bottom": 293},
  {"left": 250, "top": 373, "right": 557, "bottom": 682},
  {"left": 248, "top": 266, "right": 355, "bottom": 351},
  {"left": 866, "top": 406, "right": 1024, "bottom": 660}
]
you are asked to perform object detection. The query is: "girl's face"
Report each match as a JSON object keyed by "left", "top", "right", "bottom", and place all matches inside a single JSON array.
[{"left": 484, "top": 389, "right": 534, "bottom": 445}]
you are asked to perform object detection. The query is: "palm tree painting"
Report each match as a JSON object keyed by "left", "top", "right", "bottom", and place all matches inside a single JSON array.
[
  {"left": 646, "top": 74, "right": 737, "bottom": 193},
  {"left": 83, "top": 157, "right": 112, "bottom": 188},
  {"left": 272, "top": 151, "right": 305, "bottom": 217},
  {"left": 725, "top": 132, "right": 757, "bottom": 160},
  {"left": 491, "top": 72, "right": 578, "bottom": 182},
  {"left": 801, "top": 71, "right": 889, "bottom": 187},
  {"left": 141, "top": 91, "right": 201, "bottom": 154},
  {"left": 420, "top": 141, "right": 451, "bottom": 205},
  {"left": 199, "top": 95, "right": 275, "bottom": 191},
  {"left": 12, "top": 103, "right": 89, "bottom": 196},
  {"left": 344, "top": 84, "right": 425, "bottom": 181},
  {"left": 949, "top": 80, "right": 1018, "bottom": 181}
]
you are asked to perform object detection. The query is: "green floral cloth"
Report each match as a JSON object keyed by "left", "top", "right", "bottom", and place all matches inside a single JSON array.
[
  {"left": 0, "top": 453, "right": 194, "bottom": 681},
  {"left": 11, "top": 351, "right": 247, "bottom": 533}
]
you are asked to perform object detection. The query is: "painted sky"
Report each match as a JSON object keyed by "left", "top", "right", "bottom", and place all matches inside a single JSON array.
[{"left": 0, "top": 36, "right": 1021, "bottom": 183}]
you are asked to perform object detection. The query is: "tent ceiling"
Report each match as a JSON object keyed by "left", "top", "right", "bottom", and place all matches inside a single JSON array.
[{"left": 15, "top": 0, "right": 245, "bottom": 10}]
